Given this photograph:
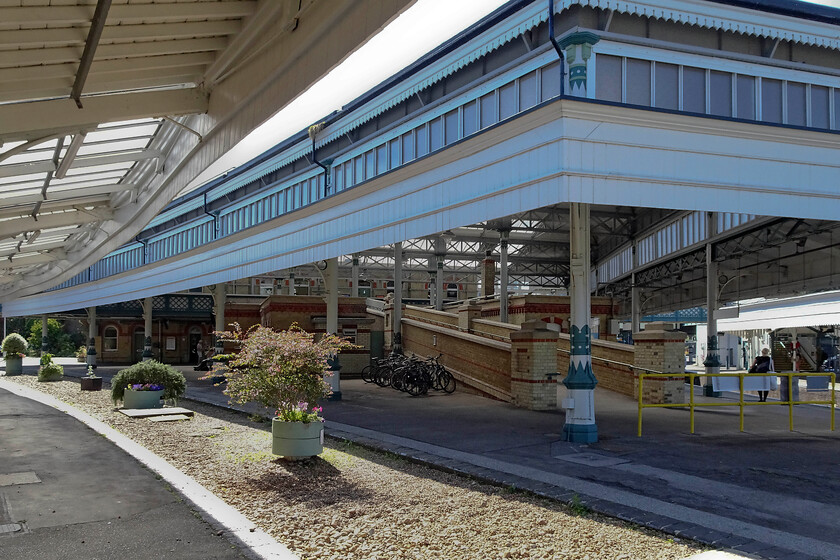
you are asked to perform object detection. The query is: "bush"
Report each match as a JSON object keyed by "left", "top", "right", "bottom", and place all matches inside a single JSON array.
[
  {"left": 2, "top": 333, "right": 28, "bottom": 356},
  {"left": 38, "top": 362, "right": 63, "bottom": 382},
  {"left": 40, "top": 353, "right": 53, "bottom": 367},
  {"left": 76, "top": 346, "right": 87, "bottom": 362},
  {"left": 111, "top": 360, "right": 186, "bottom": 404}
]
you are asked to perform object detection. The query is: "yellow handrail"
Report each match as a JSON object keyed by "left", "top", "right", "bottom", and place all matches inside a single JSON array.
[{"left": 637, "top": 371, "right": 836, "bottom": 437}]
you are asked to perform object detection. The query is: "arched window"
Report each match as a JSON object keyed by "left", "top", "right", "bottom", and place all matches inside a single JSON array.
[{"left": 104, "top": 326, "right": 118, "bottom": 351}]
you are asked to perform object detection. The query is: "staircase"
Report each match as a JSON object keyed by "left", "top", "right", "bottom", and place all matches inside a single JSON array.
[{"left": 771, "top": 341, "right": 793, "bottom": 371}]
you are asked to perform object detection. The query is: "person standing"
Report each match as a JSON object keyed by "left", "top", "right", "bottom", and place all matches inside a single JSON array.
[
  {"left": 749, "top": 347, "right": 773, "bottom": 402},
  {"left": 195, "top": 339, "right": 205, "bottom": 365}
]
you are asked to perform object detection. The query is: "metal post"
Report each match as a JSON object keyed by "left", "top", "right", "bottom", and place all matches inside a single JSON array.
[
  {"left": 142, "top": 297, "right": 153, "bottom": 361},
  {"left": 325, "top": 257, "right": 341, "bottom": 400},
  {"left": 214, "top": 284, "right": 226, "bottom": 356},
  {"left": 86, "top": 307, "right": 97, "bottom": 369},
  {"left": 500, "top": 231, "right": 509, "bottom": 323},
  {"left": 630, "top": 240, "right": 640, "bottom": 338},
  {"left": 351, "top": 254, "right": 360, "bottom": 298},
  {"left": 703, "top": 225, "right": 721, "bottom": 396},
  {"left": 41, "top": 315, "right": 48, "bottom": 356},
  {"left": 288, "top": 272, "right": 296, "bottom": 296},
  {"left": 394, "top": 242, "right": 403, "bottom": 340},
  {"left": 563, "top": 202, "right": 598, "bottom": 443}
]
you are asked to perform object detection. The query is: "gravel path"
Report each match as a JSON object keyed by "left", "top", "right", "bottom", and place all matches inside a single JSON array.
[{"left": 5, "top": 375, "right": 704, "bottom": 560}]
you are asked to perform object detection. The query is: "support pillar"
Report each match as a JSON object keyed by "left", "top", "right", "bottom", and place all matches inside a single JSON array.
[
  {"left": 41, "top": 315, "right": 48, "bottom": 356},
  {"left": 562, "top": 202, "right": 598, "bottom": 443},
  {"left": 435, "top": 257, "right": 444, "bottom": 310},
  {"left": 703, "top": 225, "right": 721, "bottom": 396},
  {"left": 213, "top": 284, "right": 226, "bottom": 356},
  {"left": 393, "top": 242, "right": 403, "bottom": 354},
  {"left": 630, "top": 240, "right": 640, "bottom": 338},
  {"left": 351, "top": 254, "right": 360, "bottom": 298},
  {"left": 142, "top": 297, "right": 153, "bottom": 361},
  {"left": 500, "top": 231, "right": 509, "bottom": 323},
  {"left": 86, "top": 307, "right": 97, "bottom": 370},
  {"left": 288, "top": 272, "right": 296, "bottom": 296},
  {"left": 511, "top": 320, "right": 559, "bottom": 410},
  {"left": 481, "top": 250, "right": 495, "bottom": 297},
  {"left": 324, "top": 257, "right": 341, "bottom": 400}
]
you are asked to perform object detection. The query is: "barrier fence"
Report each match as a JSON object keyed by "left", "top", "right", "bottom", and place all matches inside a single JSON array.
[{"left": 637, "top": 371, "right": 836, "bottom": 436}]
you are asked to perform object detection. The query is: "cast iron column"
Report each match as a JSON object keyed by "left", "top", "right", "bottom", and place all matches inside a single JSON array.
[
  {"left": 325, "top": 257, "right": 341, "bottom": 400},
  {"left": 500, "top": 231, "right": 509, "bottom": 323},
  {"left": 562, "top": 202, "right": 598, "bottom": 443},
  {"left": 142, "top": 297, "right": 153, "bottom": 361},
  {"left": 41, "top": 315, "right": 48, "bottom": 356},
  {"left": 86, "top": 307, "right": 97, "bottom": 369}
]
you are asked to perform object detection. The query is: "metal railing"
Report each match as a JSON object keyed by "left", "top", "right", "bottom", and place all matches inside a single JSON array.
[{"left": 637, "top": 371, "right": 836, "bottom": 436}]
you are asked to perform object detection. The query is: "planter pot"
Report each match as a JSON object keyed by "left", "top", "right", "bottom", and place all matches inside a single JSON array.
[
  {"left": 123, "top": 389, "right": 163, "bottom": 409},
  {"left": 271, "top": 419, "right": 324, "bottom": 459},
  {"left": 80, "top": 376, "right": 103, "bottom": 391},
  {"left": 4, "top": 356, "right": 22, "bottom": 376}
]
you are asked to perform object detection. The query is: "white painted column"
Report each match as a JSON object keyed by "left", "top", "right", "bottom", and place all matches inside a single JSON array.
[
  {"left": 631, "top": 240, "right": 641, "bottom": 337},
  {"left": 393, "top": 242, "right": 403, "bottom": 338},
  {"left": 86, "top": 307, "right": 97, "bottom": 369},
  {"left": 351, "top": 254, "right": 360, "bottom": 298},
  {"left": 288, "top": 272, "right": 296, "bottom": 296},
  {"left": 213, "top": 283, "right": 226, "bottom": 356},
  {"left": 500, "top": 231, "right": 509, "bottom": 323},
  {"left": 142, "top": 297, "right": 153, "bottom": 361},
  {"left": 324, "top": 257, "right": 341, "bottom": 400},
  {"left": 562, "top": 202, "right": 598, "bottom": 443},
  {"left": 41, "top": 315, "right": 48, "bottom": 356},
  {"left": 435, "top": 257, "right": 444, "bottom": 310}
]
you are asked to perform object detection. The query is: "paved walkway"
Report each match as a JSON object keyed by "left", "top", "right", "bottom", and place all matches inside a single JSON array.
[{"left": 4, "top": 357, "right": 839, "bottom": 559}]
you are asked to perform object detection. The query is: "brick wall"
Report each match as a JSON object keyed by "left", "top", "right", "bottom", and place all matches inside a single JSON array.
[
  {"left": 633, "top": 322, "right": 687, "bottom": 404},
  {"left": 558, "top": 336, "right": 636, "bottom": 397}
]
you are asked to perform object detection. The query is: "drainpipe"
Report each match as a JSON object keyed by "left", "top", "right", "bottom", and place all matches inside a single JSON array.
[
  {"left": 308, "top": 122, "right": 333, "bottom": 198},
  {"left": 548, "top": 0, "right": 566, "bottom": 96},
  {"left": 135, "top": 236, "right": 147, "bottom": 265},
  {"left": 203, "top": 192, "right": 219, "bottom": 239}
]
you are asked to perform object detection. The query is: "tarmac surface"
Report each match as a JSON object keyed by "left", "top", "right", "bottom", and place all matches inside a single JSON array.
[{"left": 2, "top": 357, "right": 838, "bottom": 560}]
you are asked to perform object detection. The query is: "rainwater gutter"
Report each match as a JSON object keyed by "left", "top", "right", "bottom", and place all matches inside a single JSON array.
[
  {"left": 308, "top": 122, "right": 333, "bottom": 198},
  {"left": 548, "top": 0, "right": 566, "bottom": 96}
]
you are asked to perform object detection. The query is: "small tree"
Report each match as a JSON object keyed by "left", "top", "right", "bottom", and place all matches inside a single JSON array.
[
  {"left": 28, "top": 318, "right": 79, "bottom": 356},
  {"left": 217, "top": 323, "right": 353, "bottom": 421}
]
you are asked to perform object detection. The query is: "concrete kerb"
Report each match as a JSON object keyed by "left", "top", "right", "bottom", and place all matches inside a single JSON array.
[{"left": 0, "top": 378, "right": 298, "bottom": 560}]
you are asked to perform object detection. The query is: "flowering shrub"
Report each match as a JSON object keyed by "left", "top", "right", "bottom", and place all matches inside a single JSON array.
[
  {"left": 2, "top": 333, "right": 28, "bottom": 357},
  {"left": 111, "top": 360, "right": 186, "bottom": 404},
  {"left": 128, "top": 383, "right": 164, "bottom": 392},
  {"left": 217, "top": 323, "right": 353, "bottom": 422}
]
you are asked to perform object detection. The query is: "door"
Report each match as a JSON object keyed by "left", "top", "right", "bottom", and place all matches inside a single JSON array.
[
  {"left": 189, "top": 332, "right": 201, "bottom": 364},
  {"left": 133, "top": 329, "right": 145, "bottom": 362}
]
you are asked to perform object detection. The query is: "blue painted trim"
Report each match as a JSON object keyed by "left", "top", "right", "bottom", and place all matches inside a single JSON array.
[
  {"left": 562, "top": 422, "right": 597, "bottom": 443},
  {"left": 706, "top": 0, "right": 840, "bottom": 25}
]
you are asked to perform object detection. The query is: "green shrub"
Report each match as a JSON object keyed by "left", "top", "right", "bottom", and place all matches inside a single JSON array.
[
  {"left": 76, "top": 346, "right": 87, "bottom": 362},
  {"left": 111, "top": 360, "right": 186, "bottom": 404},
  {"left": 38, "top": 362, "right": 63, "bottom": 382},
  {"left": 2, "top": 333, "right": 28, "bottom": 356},
  {"left": 40, "top": 353, "right": 53, "bottom": 366}
]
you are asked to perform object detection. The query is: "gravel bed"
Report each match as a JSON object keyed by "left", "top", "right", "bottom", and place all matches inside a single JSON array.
[{"left": 5, "top": 375, "right": 704, "bottom": 560}]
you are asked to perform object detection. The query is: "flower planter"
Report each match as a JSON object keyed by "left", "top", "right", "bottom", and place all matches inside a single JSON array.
[
  {"left": 80, "top": 377, "right": 103, "bottom": 391},
  {"left": 123, "top": 388, "right": 163, "bottom": 409},
  {"left": 4, "top": 356, "right": 22, "bottom": 376},
  {"left": 271, "top": 419, "right": 323, "bottom": 459}
]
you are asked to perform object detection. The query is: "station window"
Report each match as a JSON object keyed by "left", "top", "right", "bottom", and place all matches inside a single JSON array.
[{"left": 104, "top": 326, "right": 118, "bottom": 351}]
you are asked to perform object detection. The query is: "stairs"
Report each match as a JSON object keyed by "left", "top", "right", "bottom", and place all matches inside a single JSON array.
[{"left": 771, "top": 341, "right": 792, "bottom": 371}]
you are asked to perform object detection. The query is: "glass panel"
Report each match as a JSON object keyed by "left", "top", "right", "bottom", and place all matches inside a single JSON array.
[
  {"left": 463, "top": 101, "right": 477, "bottom": 136},
  {"left": 430, "top": 118, "right": 443, "bottom": 151},
  {"left": 416, "top": 125, "right": 428, "bottom": 157},
  {"left": 343, "top": 161, "right": 353, "bottom": 187},
  {"left": 480, "top": 92, "right": 497, "bottom": 128},
  {"left": 365, "top": 151, "right": 375, "bottom": 178},
  {"left": 390, "top": 139, "right": 401, "bottom": 168},
  {"left": 654, "top": 63, "right": 678, "bottom": 110},
  {"left": 709, "top": 71, "right": 732, "bottom": 117},
  {"left": 541, "top": 61, "right": 561, "bottom": 100},
  {"left": 376, "top": 144, "right": 388, "bottom": 174},
  {"left": 811, "top": 86, "right": 829, "bottom": 129},
  {"left": 354, "top": 155, "right": 364, "bottom": 182},
  {"left": 787, "top": 82, "right": 806, "bottom": 126},
  {"left": 402, "top": 132, "right": 415, "bottom": 161},
  {"left": 444, "top": 109, "right": 459, "bottom": 145},
  {"left": 835, "top": 90, "right": 840, "bottom": 130},
  {"left": 519, "top": 70, "right": 537, "bottom": 110},
  {"left": 762, "top": 78, "right": 783, "bottom": 123},
  {"left": 499, "top": 82, "right": 516, "bottom": 119},
  {"left": 626, "top": 59, "right": 651, "bottom": 106},
  {"left": 595, "top": 54, "right": 622, "bottom": 103},
  {"left": 736, "top": 75, "right": 755, "bottom": 120},
  {"left": 334, "top": 163, "right": 343, "bottom": 190}
]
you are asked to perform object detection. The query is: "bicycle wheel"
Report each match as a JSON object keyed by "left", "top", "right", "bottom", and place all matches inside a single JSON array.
[
  {"left": 361, "top": 365, "right": 374, "bottom": 384},
  {"left": 374, "top": 365, "right": 392, "bottom": 387},
  {"left": 391, "top": 368, "right": 406, "bottom": 391},
  {"left": 440, "top": 370, "right": 456, "bottom": 393},
  {"left": 405, "top": 373, "right": 428, "bottom": 396}
]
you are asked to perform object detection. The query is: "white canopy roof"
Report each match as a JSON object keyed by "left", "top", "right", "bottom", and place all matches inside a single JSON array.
[{"left": 718, "top": 291, "right": 840, "bottom": 331}]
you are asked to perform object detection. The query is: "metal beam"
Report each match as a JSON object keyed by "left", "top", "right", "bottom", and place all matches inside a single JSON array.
[
  {"left": 1, "top": 183, "right": 135, "bottom": 208},
  {"left": 0, "top": 2, "right": 255, "bottom": 26},
  {"left": 0, "top": 208, "right": 114, "bottom": 238},
  {"left": 0, "top": 21, "right": 240, "bottom": 48},
  {"left": 72, "top": 0, "right": 112, "bottom": 108},
  {"left": 0, "top": 88, "right": 207, "bottom": 142},
  {"left": 0, "top": 250, "right": 66, "bottom": 270},
  {"left": 55, "top": 133, "right": 86, "bottom": 179}
]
